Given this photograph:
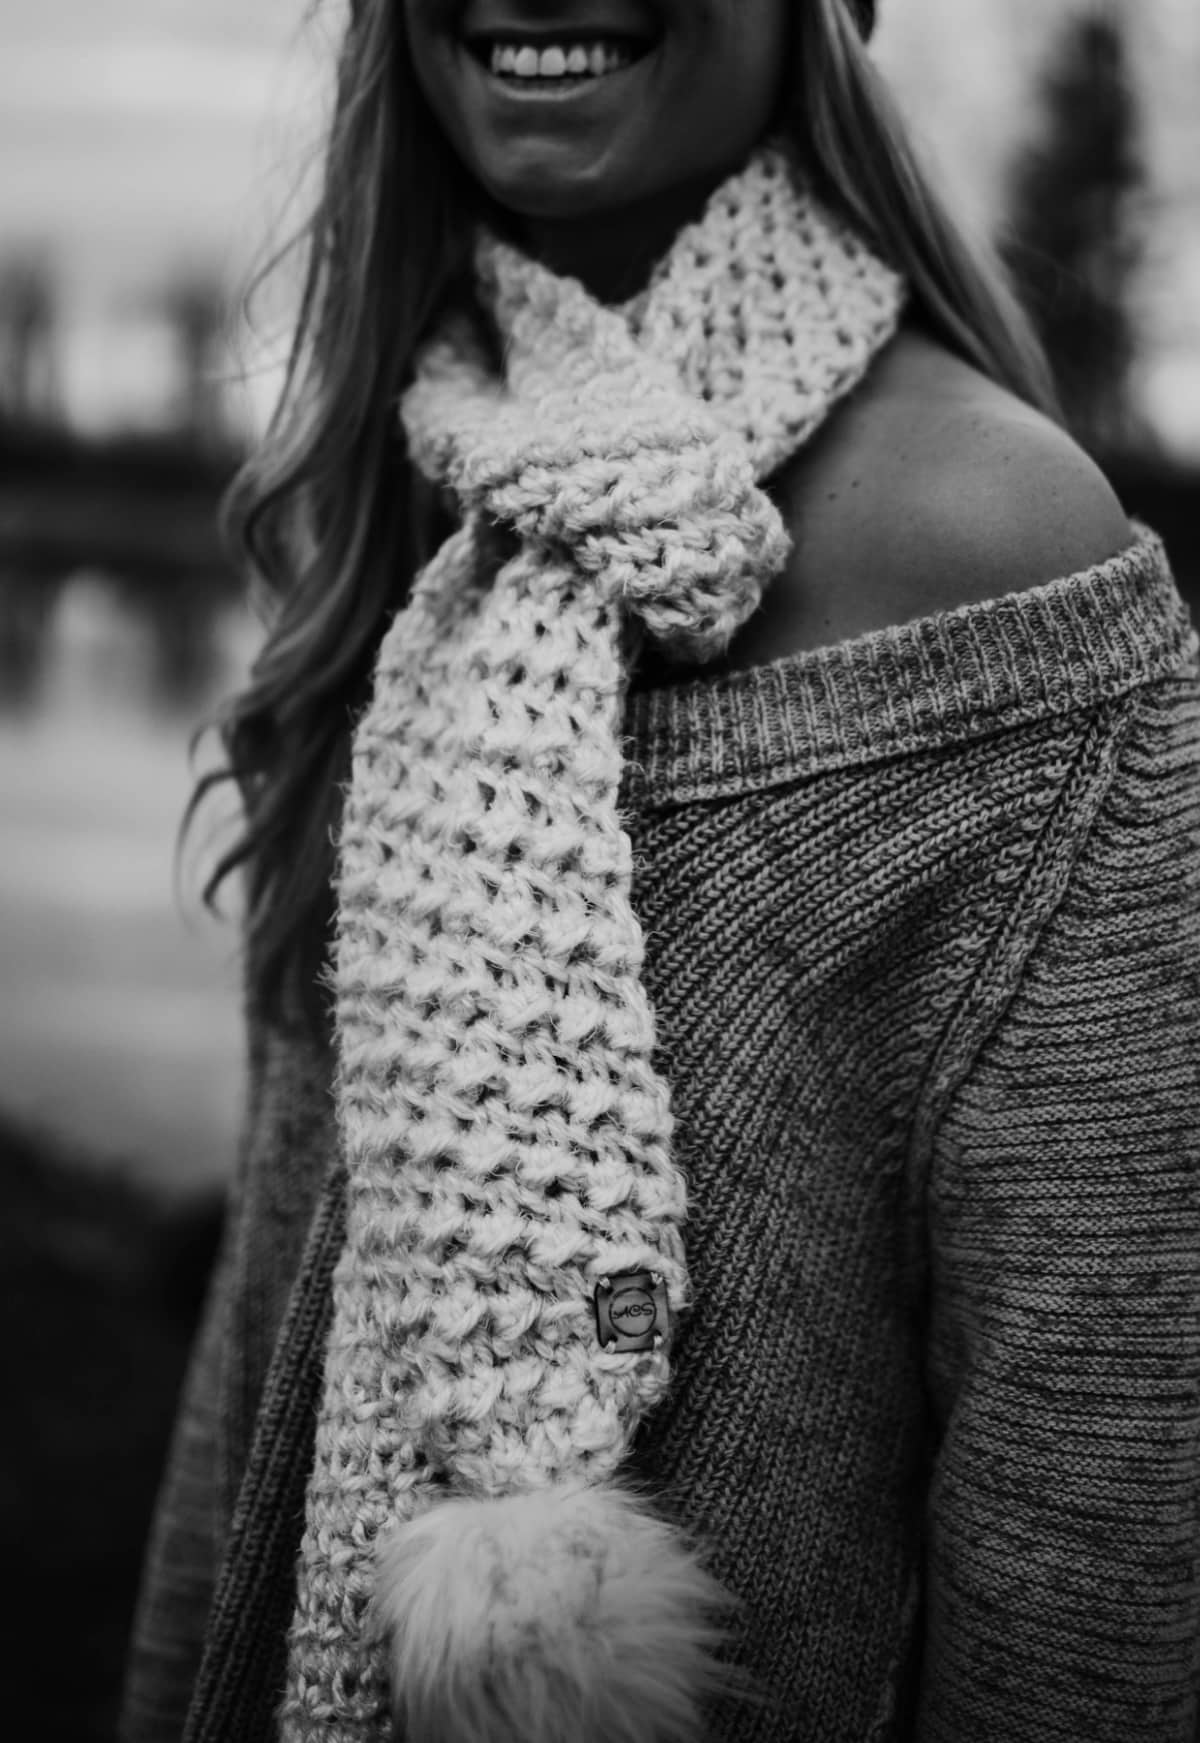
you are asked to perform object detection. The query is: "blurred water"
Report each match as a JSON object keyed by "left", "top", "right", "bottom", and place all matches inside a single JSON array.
[{"left": 0, "top": 577, "right": 256, "bottom": 1189}]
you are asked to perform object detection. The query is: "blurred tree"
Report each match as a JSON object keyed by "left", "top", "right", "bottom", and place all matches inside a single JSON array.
[
  {"left": 162, "top": 271, "right": 233, "bottom": 449},
  {"left": 1002, "top": 5, "right": 1148, "bottom": 458},
  {"left": 0, "top": 256, "right": 60, "bottom": 424},
  {"left": 151, "top": 272, "right": 240, "bottom": 702}
]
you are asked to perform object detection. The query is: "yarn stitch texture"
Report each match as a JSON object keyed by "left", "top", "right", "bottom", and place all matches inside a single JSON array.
[{"left": 282, "top": 143, "right": 907, "bottom": 1737}]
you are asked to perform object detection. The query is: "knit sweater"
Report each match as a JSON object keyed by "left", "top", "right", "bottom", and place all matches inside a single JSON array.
[{"left": 123, "top": 523, "right": 1200, "bottom": 1742}]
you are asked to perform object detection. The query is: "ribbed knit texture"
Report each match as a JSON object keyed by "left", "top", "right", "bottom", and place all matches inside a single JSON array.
[
  {"left": 280, "top": 143, "right": 905, "bottom": 1737},
  {"left": 121, "top": 526, "right": 1200, "bottom": 1742}
]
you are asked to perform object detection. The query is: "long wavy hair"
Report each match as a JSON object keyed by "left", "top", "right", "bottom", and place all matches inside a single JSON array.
[{"left": 190, "top": 0, "right": 1059, "bottom": 1037}]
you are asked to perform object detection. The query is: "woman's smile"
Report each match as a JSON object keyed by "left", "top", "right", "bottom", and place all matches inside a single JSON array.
[
  {"left": 451, "top": 23, "right": 661, "bottom": 143},
  {"left": 405, "top": 0, "right": 789, "bottom": 232},
  {"left": 437, "top": 4, "right": 665, "bottom": 150},
  {"left": 461, "top": 21, "right": 661, "bottom": 97}
]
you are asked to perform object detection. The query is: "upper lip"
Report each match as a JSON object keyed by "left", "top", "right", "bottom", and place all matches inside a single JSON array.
[{"left": 460, "top": 11, "right": 659, "bottom": 44}]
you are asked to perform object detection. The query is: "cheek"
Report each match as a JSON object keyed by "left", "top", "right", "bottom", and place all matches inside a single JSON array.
[
  {"left": 669, "top": 0, "right": 791, "bottom": 136},
  {"left": 727, "top": 0, "right": 791, "bottom": 117}
]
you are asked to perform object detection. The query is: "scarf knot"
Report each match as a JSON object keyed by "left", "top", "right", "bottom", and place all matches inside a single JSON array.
[{"left": 404, "top": 271, "right": 791, "bottom": 662}]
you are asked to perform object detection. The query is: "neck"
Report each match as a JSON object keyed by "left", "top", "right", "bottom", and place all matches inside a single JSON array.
[{"left": 506, "top": 171, "right": 729, "bottom": 303}]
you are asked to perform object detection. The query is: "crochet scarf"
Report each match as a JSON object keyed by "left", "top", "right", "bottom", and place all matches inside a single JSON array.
[{"left": 283, "top": 143, "right": 906, "bottom": 1743}]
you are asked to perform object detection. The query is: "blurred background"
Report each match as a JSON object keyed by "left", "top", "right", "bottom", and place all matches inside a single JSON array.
[{"left": 2, "top": 0, "right": 1197, "bottom": 1737}]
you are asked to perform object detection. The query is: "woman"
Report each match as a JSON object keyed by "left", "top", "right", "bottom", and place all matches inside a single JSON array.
[{"left": 122, "top": 1, "right": 1200, "bottom": 1739}]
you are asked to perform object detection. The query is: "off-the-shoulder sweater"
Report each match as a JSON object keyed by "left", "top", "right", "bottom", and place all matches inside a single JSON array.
[{"left": 123, "top": 524, "right": 1200, "bottom": 1742}]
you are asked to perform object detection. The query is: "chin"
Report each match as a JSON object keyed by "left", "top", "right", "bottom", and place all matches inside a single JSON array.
[{"left": 474, "top": 145, "right": 635, "bottom": 225}]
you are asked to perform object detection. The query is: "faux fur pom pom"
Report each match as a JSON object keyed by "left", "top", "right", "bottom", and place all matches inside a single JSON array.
[{"left": 369, "top": 1484, "right": 743, "bottom": 1743}]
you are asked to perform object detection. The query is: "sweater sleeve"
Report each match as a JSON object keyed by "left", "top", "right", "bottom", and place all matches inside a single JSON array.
[{"left": 917, "top": 676, "right": 1200, "bottom": 1741}]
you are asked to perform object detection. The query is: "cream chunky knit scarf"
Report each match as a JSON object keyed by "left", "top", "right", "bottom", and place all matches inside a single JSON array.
[{"left": 283, "top": 143, "right": 906, "bottom": 1743}]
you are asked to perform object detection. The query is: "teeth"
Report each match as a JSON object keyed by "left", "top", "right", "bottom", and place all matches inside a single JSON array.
[{"left": 485, "top": 39, "right": 637, "bottom": 79}]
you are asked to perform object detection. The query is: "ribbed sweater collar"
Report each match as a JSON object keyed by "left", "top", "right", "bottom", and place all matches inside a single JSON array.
[{"left": 624, "top": 525, "right": 1194, "bottom": 804}]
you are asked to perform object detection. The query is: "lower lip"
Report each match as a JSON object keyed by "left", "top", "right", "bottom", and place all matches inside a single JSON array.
[{"left": 459, "top": 45, "right": 655, "bottom": 106}]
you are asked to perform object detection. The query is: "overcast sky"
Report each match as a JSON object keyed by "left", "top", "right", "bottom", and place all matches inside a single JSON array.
[{"left": 0, "top": 0, "right": 324, "bottom": 301}]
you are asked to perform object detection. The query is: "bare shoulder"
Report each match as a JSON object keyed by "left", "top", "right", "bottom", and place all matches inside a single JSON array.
[
  {"left": 843, "top": 325, "right": 1136, "bottom": 591},
  {"left": 740, "top": 323, "right": 1135, "bottom": 664}
]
